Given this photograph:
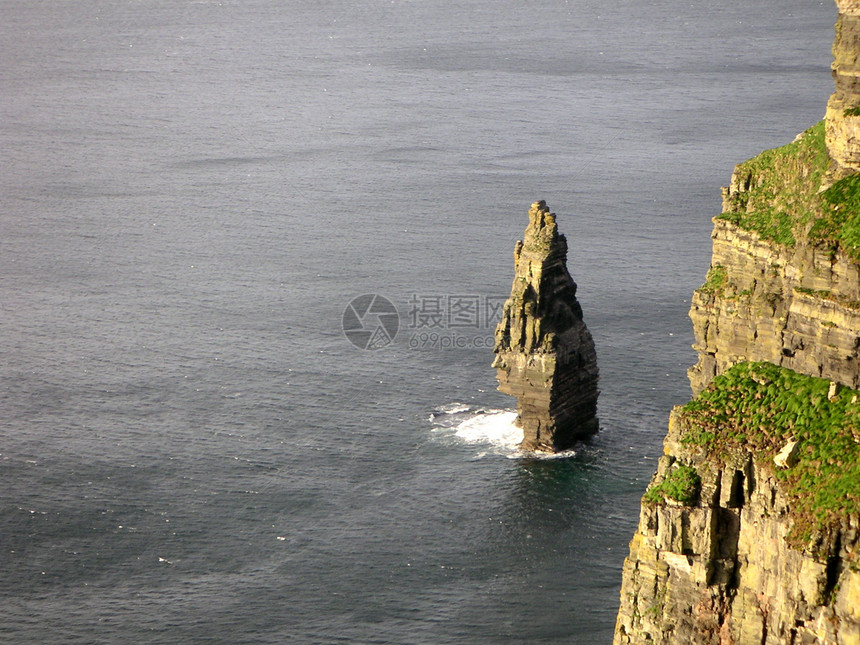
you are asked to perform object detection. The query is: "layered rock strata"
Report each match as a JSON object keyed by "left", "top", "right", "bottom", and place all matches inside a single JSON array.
[
  {"left": 614, "top": 407, "right": 860, "bottom": 645},
  {"left": 492, "top": 200, "right": 599, "bottom": 452},
  {"left": 688, "top": 211, "right": 860, "bottom": 394},
  {"left": 615, "top": 3, "right": 860, "bottom": 642},
  {"left": 826, "top": 0, "right": 860, "bottom": 176},
  {"left": 689, "top": 0, "right": 860, "bottom": 394}
]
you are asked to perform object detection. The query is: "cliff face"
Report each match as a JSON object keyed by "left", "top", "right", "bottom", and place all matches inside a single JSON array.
[
  {"left": 688, "top": 163, "right": 860, "bottom": 394},
  {"left": 687, "top": 119, "right": 860, "bottom": 395},
  {"left": 492, "top": 200, "right": 599, "bottom": 452},
  {"left": 826, "top": 0, "right": 860, "bottom": 176},
  {"left": 615, "top": 403, "right": 860, "bottom": 645},
  {"left": 615, "top": 3, "right": 860, "bottom": 643}
]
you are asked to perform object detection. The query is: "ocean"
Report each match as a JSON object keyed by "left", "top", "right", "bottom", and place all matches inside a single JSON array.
[{"left": 0, "top": 1, "right": 835, "bottom": 642}]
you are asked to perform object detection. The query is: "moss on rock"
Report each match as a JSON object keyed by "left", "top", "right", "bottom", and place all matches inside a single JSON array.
[
  {"left": 643, "top": 463, "right": 702, "bottom": 506},
  {"left": 715, "top": 120, "right": 860, "bottom": 260},
  {"left": 698, "top": 264, "right": 727, "bottom": 295},
  {"left": 718, "top": 121, "right": 829, "bottom": 248},
  {"left": 680, "top": 361, "right": 860, "bottom": 551}
]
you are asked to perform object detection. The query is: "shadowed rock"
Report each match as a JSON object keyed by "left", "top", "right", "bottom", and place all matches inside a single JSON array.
[{"left": 492, "top": 200, "right": 599, "bottom": 452}]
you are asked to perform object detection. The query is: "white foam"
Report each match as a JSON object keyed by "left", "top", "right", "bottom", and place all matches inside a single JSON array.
[
  {"left": 453, "top": 410, "right": 521, "bottom": 448},
  {"left": 528, "top": 448, "right": 579, "bottom": 460},
  {"left": 430, "top": 405, "right": 522, "bottom": 457},
  {"left": 435, "top": 402, "right": 472, "bottom": 415},
  {"left": 430, "top": 404, "right": 580, "bottom": 460}
]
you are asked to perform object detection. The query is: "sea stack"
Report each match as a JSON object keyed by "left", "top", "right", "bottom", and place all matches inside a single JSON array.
[{"left": 492, "top": 200, "right": 599, "bottom": 452}]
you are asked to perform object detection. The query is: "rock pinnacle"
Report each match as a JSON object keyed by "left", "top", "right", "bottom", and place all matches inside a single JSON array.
[{"left": 492, "top": 200, "right": 599, "bottom": 452}]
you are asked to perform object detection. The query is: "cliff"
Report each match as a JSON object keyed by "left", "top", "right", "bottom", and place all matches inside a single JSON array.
[
  {"left": 492, "top": 200, "right": 599, "bottom": 452},
  {"left": 614, "top": 4, "right": 860, "bottom": 643},
  {"left": 614, "top": 364, "right": 860, "bottom": 644},
  {"left": 826, "top": 0, "right": 860, "bottom": 177},
  {"left": 688, "top": 121, "right": 860, "bottom": 395}
]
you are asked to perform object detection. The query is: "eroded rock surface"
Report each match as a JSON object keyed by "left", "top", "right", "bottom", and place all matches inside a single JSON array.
[
  {"left": 613, "top": 411, "right": 860, "bottom": 645},
  {"left": 826, "top": 0, "right": 860, "bottom": 175},
  {"left": 615, "top": 3, "right": 860, "bottom": 642},
  {"left": 688, "top": 216, "right": 860, "bottom": 394},
  {"left": 492, "top": 200, "right": 599, "bottom": 452}
]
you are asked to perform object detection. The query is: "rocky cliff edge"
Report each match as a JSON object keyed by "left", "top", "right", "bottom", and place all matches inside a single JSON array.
[{"left": 614, "top": 3, "right": 860, "bottom": 643}]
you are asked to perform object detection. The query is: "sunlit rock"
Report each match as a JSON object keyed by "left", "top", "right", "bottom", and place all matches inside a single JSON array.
[{"left": 492, "top": 200, "right": 599, "bottom": 452}]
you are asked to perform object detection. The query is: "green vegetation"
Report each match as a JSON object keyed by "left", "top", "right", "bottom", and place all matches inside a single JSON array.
[
  {"left": 710, "top": 118, "right": 860, "bottom": 262},
  {"left": 794, "top": 286, "right": 860, "bottom": 310},
  {"left": 695, "top": 120, "right": 860, "bottom": 295},
  {"left": 644, "top": 464, "right": 702, "bottom": 506},
  {"left": 695, "top": 266, "right": 754, "bottom": 301},
  {"left": 699, "top": 265, "right": 728, "bottom": 295},
  {"left": 643, "top": 586, "right": 668, "bottom": 619},
  {"left": 717, "top": 121, "right": 829, "bottom": 247},
  {"left": 843, "top": 107, "right": 860, "bottom": 117},
  {"left": 809, "top": 174, "right": 860, "bottom": 257},
  {"left": 680, "top": 362, "right": 860, "bottom": 548}
]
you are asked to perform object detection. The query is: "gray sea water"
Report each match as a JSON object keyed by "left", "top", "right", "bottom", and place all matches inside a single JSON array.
[{"left": 1, "top": 1, "right": 836, "bottom": 643}]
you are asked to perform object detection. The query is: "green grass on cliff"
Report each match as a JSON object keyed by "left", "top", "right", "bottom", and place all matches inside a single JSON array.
[
  {"left": 643, "top": 464, "right": 701, "bottom": 506},
  {"left": 698, "top": 264, "right": 727, "bottom": 295},
  {"left": 715, "top": 120, "right": 860, "bottom": 259},
  {"left": 680, "top": 362, "right": 860, "bottom": 550},
  {"left": 795, "top": 285, "right": 860, "bottom": 310},
  {"left": 717, "top": 121, "right": 829, "bottom": 248},
  {"left": 810, "top": 174, "right": 860, "bottom": 256}
]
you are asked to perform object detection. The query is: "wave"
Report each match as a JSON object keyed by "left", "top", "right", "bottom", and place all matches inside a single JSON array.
[{"left": 430, "top": 404, "right": 578, "bottom": 460}]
